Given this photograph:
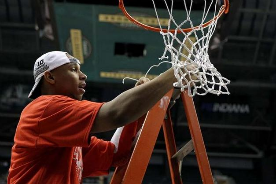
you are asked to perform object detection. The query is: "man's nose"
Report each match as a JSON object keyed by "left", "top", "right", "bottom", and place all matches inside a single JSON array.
[{"left": 80, "top": 71, "right": 87, "bottom": 80}]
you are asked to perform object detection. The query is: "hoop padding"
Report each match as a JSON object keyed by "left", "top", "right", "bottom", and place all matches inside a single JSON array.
[{"left": 120, "top": 0, "right": 230, "bottom": 97}]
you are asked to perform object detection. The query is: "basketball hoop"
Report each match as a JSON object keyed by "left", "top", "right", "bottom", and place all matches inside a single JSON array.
[
  {"left": 119, "top": 0, "right": 230, "bottom": 97},
  {"left": 119, "top": 0, "right": 229, "bottom": 33}
]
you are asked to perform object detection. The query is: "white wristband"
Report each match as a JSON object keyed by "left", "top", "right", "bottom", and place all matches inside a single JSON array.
[{"left": 110, "top": 127, "right": 124, "bottom": 153}]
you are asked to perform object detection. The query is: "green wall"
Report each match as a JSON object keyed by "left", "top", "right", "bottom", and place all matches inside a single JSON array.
[{"left": 54, "top": 3, "right": 207, "bottom": 83}]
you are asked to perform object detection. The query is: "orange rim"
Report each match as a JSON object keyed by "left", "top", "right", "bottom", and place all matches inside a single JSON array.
[{"left": 119, "top": 0, "right": 229, "bottom": 33}]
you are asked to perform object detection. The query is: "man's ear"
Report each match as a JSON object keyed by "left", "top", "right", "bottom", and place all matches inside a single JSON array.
[{"left": 44, "top": 71, "right": 55, "bottom": 84}]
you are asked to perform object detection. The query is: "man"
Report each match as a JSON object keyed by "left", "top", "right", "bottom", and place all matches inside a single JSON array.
[{"left": 7, "top": 51, "right": 196, "bottom": 183}]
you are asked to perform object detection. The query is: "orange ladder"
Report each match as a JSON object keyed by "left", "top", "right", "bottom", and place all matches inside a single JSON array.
[{"left": 110, "top": 89, "right": 214, "bottom": 184}]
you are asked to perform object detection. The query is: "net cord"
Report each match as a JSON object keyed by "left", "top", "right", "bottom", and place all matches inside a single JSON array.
[
  {"left": 154, "top": 0, "right": 230, "bottom": 96},
  {"left": 122, "top": 0, "right": 230, "bottom": 97}
]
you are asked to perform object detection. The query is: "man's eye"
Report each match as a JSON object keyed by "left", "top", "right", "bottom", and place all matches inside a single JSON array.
[{"left": 72, "top": 68, "right": 77, "bottom": 72}]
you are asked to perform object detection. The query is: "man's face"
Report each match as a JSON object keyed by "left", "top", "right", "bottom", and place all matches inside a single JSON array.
[{"left": 50, "top": 57, "right": 87, "bottom": 100}]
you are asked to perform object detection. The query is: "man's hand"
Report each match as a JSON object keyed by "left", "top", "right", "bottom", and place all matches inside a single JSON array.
[
  {"left": 184, "top": 63, "right": 199, "bottom": 81},
  {"left": 135, "top": 77, "right": 150, "bottom": 87}
]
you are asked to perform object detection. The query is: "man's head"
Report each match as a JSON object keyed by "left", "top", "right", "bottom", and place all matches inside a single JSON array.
[{"left": 28, "top": 51, "right": 87, "bottom": 100}]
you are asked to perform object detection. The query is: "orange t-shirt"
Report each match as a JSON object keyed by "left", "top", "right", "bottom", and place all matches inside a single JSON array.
[{"left": 7, "top": 95, "right": 115, "bottom": 184}]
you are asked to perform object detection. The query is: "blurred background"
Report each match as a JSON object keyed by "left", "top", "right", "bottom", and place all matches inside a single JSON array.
[{"left": 0, "top": 0, "right": 276, "bottom": 183}]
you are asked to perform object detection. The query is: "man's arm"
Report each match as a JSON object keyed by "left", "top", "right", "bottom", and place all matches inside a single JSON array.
[
  {"left": 91, "top": 68, "right": 175, "bottom": 133},
  {"left": 92, "top": 64, "right": 197, "bottom": 133}
]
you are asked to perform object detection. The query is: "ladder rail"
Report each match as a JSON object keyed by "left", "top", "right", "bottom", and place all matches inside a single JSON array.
[
  {"left": 163, "top": 111, "right": 183, "bottom": 184},
  {"left": 110, "top": 90, "right": 173, "bottom": 184},
  {"left": 110, "top": 90, "right": 214, "bottom": 184},
  {"left": 181, "top": 91, "right": 214, "bottom": 184}
]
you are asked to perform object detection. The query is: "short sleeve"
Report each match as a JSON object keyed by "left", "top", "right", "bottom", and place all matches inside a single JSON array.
[
  {"left": 82, "top": 136, "right": 115, "bottom": 177},
  {"left": 37, "top": 96, "right": 103, "bottom": 147}
]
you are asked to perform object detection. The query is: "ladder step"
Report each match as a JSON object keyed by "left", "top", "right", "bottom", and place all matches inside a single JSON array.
[{"left": 172, "top": 140, "right": 194, "bottom": 161}]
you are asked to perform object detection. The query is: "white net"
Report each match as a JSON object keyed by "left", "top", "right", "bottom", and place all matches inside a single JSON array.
[{"left": 150, "top": 0, "right": 230, "bottom": 97}]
